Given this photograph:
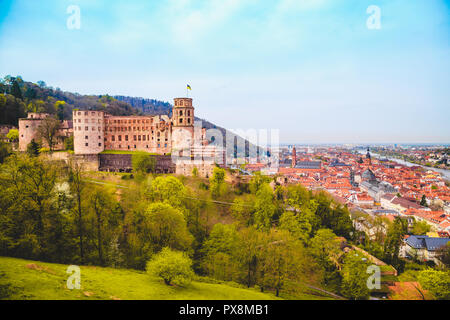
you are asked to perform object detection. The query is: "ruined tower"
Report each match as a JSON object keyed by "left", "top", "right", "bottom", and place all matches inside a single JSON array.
[{"left": 73, "top": 110, "right": 105, "bottom": 154}]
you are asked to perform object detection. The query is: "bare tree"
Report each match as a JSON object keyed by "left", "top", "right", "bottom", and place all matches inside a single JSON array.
[{"left": 37, "top": 116, "right": 61, "bottom": 152}]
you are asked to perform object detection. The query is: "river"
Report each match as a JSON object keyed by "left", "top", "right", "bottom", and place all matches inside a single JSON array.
[{"left": 356, "top": 149, "right": 450, "bottom": 181}]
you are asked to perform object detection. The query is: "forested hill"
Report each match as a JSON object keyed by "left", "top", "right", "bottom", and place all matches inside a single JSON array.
[
  {"left": 0, "top": 76, "right": 141, "bottom": 126},
  {"left": 114, "top": 96, "right": 172, "bottom": 115}
]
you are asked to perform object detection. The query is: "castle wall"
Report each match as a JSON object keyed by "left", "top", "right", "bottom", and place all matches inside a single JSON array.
[
  {"left": 98, "top": 154, "right": 175, "bottom": 173},
  {"left": 103, "top": 115, "right": 172, "bottom": 154}
]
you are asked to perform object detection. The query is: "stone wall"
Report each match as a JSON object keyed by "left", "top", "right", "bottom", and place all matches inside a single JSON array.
[{"left": 99, "top": 154, "right": 175, "bottom": 173}]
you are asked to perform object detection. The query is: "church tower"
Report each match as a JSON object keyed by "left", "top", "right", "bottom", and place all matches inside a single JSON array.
[
  {"left": 366, "top": 147, "right": 372, "bottom": 166},
  {"left": 171, "top": 98, "right": 195, "bottom": 158},
  {"left": 292, "top": 146, "right": 297, "bottom": 167}
]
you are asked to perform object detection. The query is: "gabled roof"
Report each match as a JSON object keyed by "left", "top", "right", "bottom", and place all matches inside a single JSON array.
[{"left": 405, "top": 235, "right": 450, "bottom": 251}]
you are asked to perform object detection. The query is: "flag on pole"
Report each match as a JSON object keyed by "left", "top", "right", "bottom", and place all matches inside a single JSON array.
[{"left": 187, "top": 84, "right": 192, "bottom": 90}]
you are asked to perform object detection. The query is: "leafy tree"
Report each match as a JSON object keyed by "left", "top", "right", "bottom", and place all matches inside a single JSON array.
[
  {"left": 55, "top": 101, "right": 66, "bottom": 120},
  {"left": 202, "top": 223, "right": 239, "bottom": 281},
  {"left": 10, "top": 80, "right": 22, "bottom": 100},
  {"left": 259, "top": 229, "right": 306, "bottom": 296},
  {"left": 279, "top": 211, "right": 312, "bottom": 244},
  {"left": 26, "top": 139, "right": 40, "bottom": 157},
  {"left": 309, "top": 229, "right": 341, "bottom": 270},
  {"left": 64, "top": 135, "right": 74, "bottom": 151},
  {"left": 0, "top": 141, "right": 10, "bottom": 163},
  {"left": 132, "top": 153, "right": 155, "bottom": 175},
  {"left": 231, "top": 197, "right": 254, "bottom": 227},
  {"left": 417, "top": 269, "right": 450, "bottom": 300},
  {"left": 253, "top": 183, "right": 276, "bottom": 231},
  {"left": 146, "top": 175, "right": 186, "bottom": 208},
  {"left": 146, "top": 247, "right": 194, "bottom": 286},
  {"left": 234, "top": 227, "right": 264, "bottom": 288},
  {"left": 36, "top": 116, "right": 61, "bottom": 152},
  {"left": 412, "top": 220, "right": 431, "bottom": 235},
  {"left": 340, "top": 252, "right": 371, "bottom": 300},
  {"left": 384, "top": 217, "right": 407, "bottom": 271},
  {"left": 68, "top": 161, "right": 86, "bottom": 264},
  {"left": 210, "top": 167, "right": 225, "bottom": 199},
  {"left": 87, "top": 186, "right": 116, "bottom": 266},
  {"left": 0, "top": 155, "right": 57, "bottom": 259},
  {"left": 143, "top": 202, "right": 193, "bottom": 251},
  {"left": 249, "top": 172, "right": 270, "bottom": 194},
  {"left": 6, "top": 129, "right": 18, "bottom": 143}
]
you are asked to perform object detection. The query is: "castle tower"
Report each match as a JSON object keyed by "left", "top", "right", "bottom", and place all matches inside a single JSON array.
[
  {"left": 73, "top": 110, "right": 105, "bottom": 154},
  {"left": 292, "top": 146, "right": 297, "bottom": 167},
  {"left": 171, "top": 98, "right": 194, "bottom": 157},
  {"left": 366, "top": 147, "right": 372, "bottom": 166},
  {"left": 18, "top": 113, "right": 50, "bottom": 151}
]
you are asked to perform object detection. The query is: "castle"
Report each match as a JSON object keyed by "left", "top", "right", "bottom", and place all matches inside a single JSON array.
[{"left": 19, "top": 97, "right": 222, "bottom": 177}]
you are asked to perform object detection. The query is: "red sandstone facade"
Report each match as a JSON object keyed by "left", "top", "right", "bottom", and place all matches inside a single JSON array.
[{"left": 73, "top": 97, "right": 196, "bottom": 156}]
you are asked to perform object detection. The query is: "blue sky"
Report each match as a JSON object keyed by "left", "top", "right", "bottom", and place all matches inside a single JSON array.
[{"left": 0, "top": 0, "right": 449, "bottom": 144}]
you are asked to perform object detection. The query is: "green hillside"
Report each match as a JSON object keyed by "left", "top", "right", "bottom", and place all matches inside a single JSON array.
[{"left": 0, "top": 257, "right": 279, "bottom": 300}]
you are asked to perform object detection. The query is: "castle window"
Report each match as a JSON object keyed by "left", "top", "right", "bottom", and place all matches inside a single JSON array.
[
  {"left": 118, "top": 135, "right": 122, "bottom": 141},
  {"left": 133, "top": 135, "right": 136, "bottom": 141},
  {"left": 134, "top": 145, "right": 136, "bottom": 148},
  {"left": 85, "top": 143, "right": 88, "bottom": 146},
  {"left": 78, "top": 126, "right": 81, "bottom": 130},
  {"left": 85, "top": 112, "right": 88, "bottom": 116},
  {"left": 143, "top": 135, "right": 146, "bottom": 141},
  {"left": 112, "top": 136, "right": 115, "bottom": 141},
  {"left": 78, "top": 112, "right": 81, "bottom": 116},
  {"left": 146, "top": 145, "right": 148, "bottom": 148},
  {"left": 85, "top": 127, "right": 88, "bottom": 131},
  {"left": 187, "top": 118, "right": 191, "bottom": 124},
  {"left": 188, "top": 110, "right": 190, "bottom": 116},
  {"left": 128, "top": 145, "right": 130, "bottom": 149},
  {"left": 179, "top": 118, "right": 183, "bottom": 123},
  {"left": 158, "top": 144, "right": 160, "bottom": 148},
  {"left": 165, "top": 144, "right": 167, "bottom": 147},
  {"left": 180, "top": 110, "right": 183, "bottom": 116},
  {"left": 98, "top": 143, "right": 101, "bottom": 147},
  {"left": 85, "top": 136, "right": 88, "bottom": 139},
  {"left": 92, "top": 127, "right": 96, "bottom": 131},
  {"left": 98, "top": 127, "right": 101, "bottom": 131},
  {"left": 98, "top": 136, "right": 101, "bottom": 139},
  {"left": 138, "top": 135, "right": 141, "bottom": 141},
  {"left": 125, "top": 135, "right": 128, "bottom": 141}
]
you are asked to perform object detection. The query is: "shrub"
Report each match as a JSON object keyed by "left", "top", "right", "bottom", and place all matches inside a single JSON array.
[{"left": 146, "top": 247, "right": 194, "bottom": 286}]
